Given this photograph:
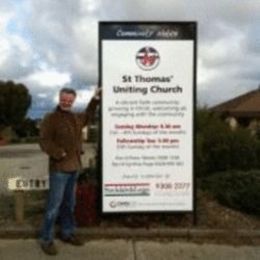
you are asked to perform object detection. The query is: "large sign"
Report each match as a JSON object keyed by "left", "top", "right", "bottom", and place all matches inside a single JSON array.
[{"left": 100, "top": 22, "right": 196, "bottom": 213}]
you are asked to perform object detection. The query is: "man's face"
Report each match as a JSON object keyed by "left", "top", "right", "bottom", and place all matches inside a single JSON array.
[{"left": 59, "top": 92, "right": 76, "bottom": 111}]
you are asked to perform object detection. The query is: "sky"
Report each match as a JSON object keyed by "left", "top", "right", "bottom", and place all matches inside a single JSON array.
[{"left": 0, "top": 0, "right": 260, "bottom": 118}]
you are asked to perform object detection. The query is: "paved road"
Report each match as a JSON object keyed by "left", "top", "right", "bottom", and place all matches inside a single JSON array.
[
  {"left": 0, "top": 239, "right": 259, "bottom": 260},
  {"left": 0, "top": 143, "right": 96, "bottom": 195}
]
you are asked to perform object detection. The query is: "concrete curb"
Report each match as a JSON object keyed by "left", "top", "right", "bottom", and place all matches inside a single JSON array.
[{"left": 0, "top": 226, "right": 260, "bottom": 241}]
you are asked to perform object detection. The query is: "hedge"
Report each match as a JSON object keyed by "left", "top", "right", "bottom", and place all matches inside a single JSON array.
[{"left": 201, "top": 170, "right": 260, "bottom": 216}]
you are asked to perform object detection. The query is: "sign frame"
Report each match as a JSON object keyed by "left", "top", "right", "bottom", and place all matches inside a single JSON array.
[{"left": 99, "top": 21, "right": 197, "bottom": 215}]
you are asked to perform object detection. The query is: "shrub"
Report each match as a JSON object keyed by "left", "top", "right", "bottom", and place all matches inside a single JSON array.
[
  {"left": 229, "top": 128, "right": 257, "bottom": 170},
  {"left": 201, "top": 170, "right": 260, "bottom": 216},
  {"left": 196, "top": 108, "right": 258, "bottom": 177}
]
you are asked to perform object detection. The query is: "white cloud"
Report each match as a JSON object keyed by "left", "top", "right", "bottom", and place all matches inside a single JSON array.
[
  {"left": 0, "top": 38, "right": 10, "bottom": 66},
  {"left": 198, "top": 59, "right": 218, "bottom": 87},
  {"left": 23, "top": 70, "right": 71, "bottom": 88},
  {"left": 198, "top": 27, "right": 246, "bottom": 89},
  {"left": 0, "top": 11, "right": 13, "bottom": 32},
  {"left": 74, "top": 86, "right": 96, "bottom": 107},
  {"left": 37, "top": 93, "right": 48, "bottom": 98},
  {"left": 0, "top": 6, "right": 35, "bottom": 79},
  {"left": 80, "top": 0, "right": 101, "bottom": 14},
  {"left": 71, "top": 17, "right": 98, "bottom": 83},
  {"left": 0, "top": 11, "right": 13, "bottom": 66},
  {"left": 200, "top": 27, "right": 245, "bottom": 66},
  {"left": 0, "top": 0, "right": 260, "bottom": 116}
]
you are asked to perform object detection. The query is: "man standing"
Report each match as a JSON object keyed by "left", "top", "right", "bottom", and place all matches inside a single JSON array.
[{"left": 39, "top": 87, "right": 100, "bottom": 255}]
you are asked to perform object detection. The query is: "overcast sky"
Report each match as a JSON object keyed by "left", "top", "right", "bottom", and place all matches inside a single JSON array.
[{"left": 0, "top": 0, "right": 260, "bottom": 118}]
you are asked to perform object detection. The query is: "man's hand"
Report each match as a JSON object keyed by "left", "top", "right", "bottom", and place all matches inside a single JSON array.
[{"left": 93, "top": 87, "right": 102, "bottom": 100}]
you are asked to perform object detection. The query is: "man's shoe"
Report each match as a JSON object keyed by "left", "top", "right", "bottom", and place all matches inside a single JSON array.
[
  {"left": 60, "top": 234, "right": 85, "bottom": 246},
  {"left": 40, "top": 241, "right": 58, "bottom": 255}
]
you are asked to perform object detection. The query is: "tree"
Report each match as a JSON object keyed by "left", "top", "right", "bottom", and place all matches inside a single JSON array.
[
  {"left": 14, "top": 118, "right": 39, "bottom": 138},
  {"left": 196, "top": 107, "right": 258, "bottom": 177},
  {"left": 0, "top": 80, "right": 31, "bottom": 129}
]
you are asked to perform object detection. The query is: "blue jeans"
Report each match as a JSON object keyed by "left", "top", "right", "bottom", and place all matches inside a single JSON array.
[{"left": 40, "top": 171, "right": 79, "bottom": 244}]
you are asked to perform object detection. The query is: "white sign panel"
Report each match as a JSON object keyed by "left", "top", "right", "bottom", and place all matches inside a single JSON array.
[
  {"left": 8, "top": 177, "right": 49, "bottom": 190},
  {"left": 100, "top": 22, "right": 196, "bottom": 213}
]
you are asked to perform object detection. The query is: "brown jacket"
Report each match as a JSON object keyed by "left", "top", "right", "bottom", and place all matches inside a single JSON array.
[{"left": 39, "top": 98, "right": 98, "bottom": 173}]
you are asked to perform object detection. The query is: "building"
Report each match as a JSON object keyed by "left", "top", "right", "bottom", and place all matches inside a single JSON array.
[{"left": 211, "top": 88, "right": 260, "bottom": 133}]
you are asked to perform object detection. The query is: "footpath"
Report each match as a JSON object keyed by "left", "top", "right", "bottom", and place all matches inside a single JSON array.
[{"left": 0, "top": 227, "right": 259, "bottom": 259}]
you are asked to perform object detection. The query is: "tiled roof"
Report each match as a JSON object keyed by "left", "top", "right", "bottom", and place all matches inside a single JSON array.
[{"left": 211, "top": 89, "right": 260, "bottom": 117}]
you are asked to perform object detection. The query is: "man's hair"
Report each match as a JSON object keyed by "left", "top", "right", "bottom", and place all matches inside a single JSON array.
[{"left": 59, "top": 87, "right": 77, "bottom": 97}]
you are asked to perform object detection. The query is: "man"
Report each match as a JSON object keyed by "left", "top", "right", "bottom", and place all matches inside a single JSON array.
[{"left": 39, "top": 87, "right": 100, "bottom": 255}]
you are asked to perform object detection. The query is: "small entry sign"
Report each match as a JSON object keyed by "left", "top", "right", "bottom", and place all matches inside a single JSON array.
[{"left": 8, "top": 177, "right": 49, "bottom": 190}]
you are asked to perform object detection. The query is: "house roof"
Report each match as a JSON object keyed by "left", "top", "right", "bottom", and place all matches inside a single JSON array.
[{"left": 211, "top": 89, "right": 260, "bottom": 118}]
